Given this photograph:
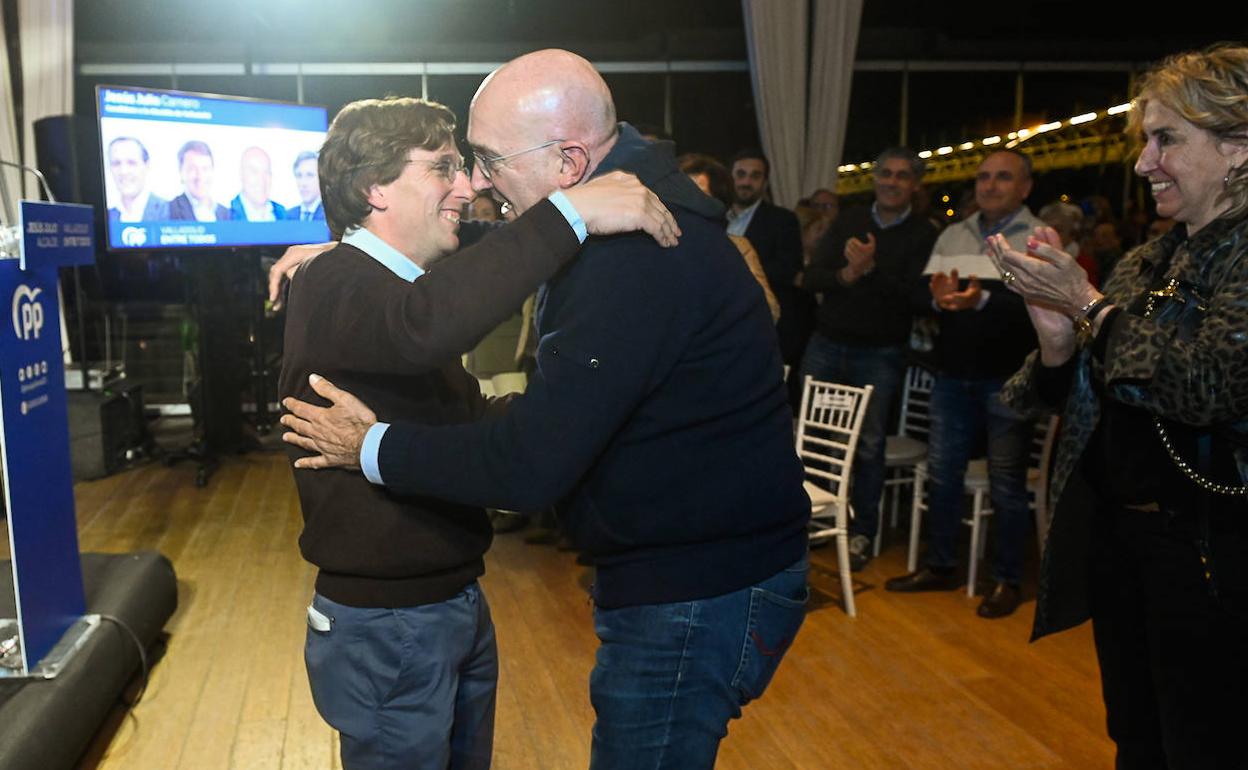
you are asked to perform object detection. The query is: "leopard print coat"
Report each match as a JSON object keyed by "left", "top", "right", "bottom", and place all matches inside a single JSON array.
[{"left": 1001, "top": 213, "right": 1248, "bottom": 639}]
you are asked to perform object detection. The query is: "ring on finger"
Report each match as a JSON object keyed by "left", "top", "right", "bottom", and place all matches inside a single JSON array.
[{"left": 1001, "top": 270, "right": 1017, "bottom": 285}]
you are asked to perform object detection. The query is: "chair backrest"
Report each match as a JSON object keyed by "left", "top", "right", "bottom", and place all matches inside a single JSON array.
[
  {"left": 795, "top": 376, "right": 874, "bottom": 500},
  {"left": 896, "top": 366, "right": 935, "bottom": 440},
  {"left": 1030, "top": 415, "right": 1061, "bottom": 546},
  {"left": 1026, "top": 416, "right": 1058, "bottom": 473},
  {"left": 491, "top": 371, "right": 528, "bottom": 396}
]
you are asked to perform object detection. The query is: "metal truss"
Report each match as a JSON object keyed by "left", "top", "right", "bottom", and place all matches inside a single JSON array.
[{"left": 836, "top": 110, "right": 1136, "bottom": 194}]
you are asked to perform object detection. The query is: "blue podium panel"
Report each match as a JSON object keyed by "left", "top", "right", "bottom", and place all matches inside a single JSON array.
[
  {"left": 0, "top": 258, "right": 86, "bottom": 670},
  {"left": 18, "top": 201, "right": 95, "bottom": 270}
]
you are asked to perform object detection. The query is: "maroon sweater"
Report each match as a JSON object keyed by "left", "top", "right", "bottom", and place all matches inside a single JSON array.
[{"left": 280, "top": 199, "right": 579, "bottom": 607}]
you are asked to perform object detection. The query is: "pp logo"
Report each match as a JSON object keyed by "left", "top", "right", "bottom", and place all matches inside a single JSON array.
[
  {"left": 11, "top": 285, "right": 43, "bottom": 341},
  {"left": 121, "top": 226, "right": 148, "bottom": 247}
]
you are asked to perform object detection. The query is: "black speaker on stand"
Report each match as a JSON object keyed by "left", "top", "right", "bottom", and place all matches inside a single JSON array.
[
  {"left": 33, "top": 115, "right": 84, "bottom": 204},
  {"left": 34, "top": 114, "right": 156, "bottom": 479}
]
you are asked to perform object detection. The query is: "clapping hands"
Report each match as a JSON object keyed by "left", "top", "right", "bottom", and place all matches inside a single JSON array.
[{"left": 929, "top": 268, "right": 983, "bottom": 311}]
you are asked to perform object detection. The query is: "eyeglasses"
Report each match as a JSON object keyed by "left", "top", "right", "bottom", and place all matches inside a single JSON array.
[
  {"left": 408, "top": 155, "right": 467, "bottom": 184},
  {"left": 875, "top": 167, "right": 915, "bottom": 182},
  {"left": 471, "top": 139, "right": 565, "bottom": 181}
]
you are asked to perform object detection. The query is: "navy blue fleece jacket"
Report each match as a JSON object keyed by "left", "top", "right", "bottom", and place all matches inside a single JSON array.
[{"left": 377, "top": 124, "right": 811, "bottom": 608}]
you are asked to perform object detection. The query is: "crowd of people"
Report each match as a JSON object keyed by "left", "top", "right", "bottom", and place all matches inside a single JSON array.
[{"left": 268, "top": 42, "right": 1248, "bottom": 770}]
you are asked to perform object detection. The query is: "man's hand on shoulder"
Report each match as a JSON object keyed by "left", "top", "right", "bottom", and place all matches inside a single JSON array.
[
  {"left": 565, "top": 171, "right": 681, "bottom": 247},
  {"left": 281, "top": 374, "right": 377, "bottom": 470},
  {"left": 268, "top": 241, "right": 338, "bottom": 310}
]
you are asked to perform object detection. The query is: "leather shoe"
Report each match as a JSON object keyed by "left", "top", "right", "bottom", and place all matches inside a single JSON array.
[
  {"left": 884, "top": 567, "right": 960, "bottom": 593},
  {"left": 977, "top": 582, "right": 1021, "bottom": 619}
]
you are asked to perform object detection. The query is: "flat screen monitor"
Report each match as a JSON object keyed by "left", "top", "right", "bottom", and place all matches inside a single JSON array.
[{"left": 96, "top": 85, "right": 330, "bottom": 251}]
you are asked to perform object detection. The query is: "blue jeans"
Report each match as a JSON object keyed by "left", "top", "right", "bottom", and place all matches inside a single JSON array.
[
  {"left": 800, "top": 334, "right": 906, "bottom": 538},
  {"left": 304, "top": 583, "right": 498, "bottom": 770},
  {"left": 588, "top": 558, "right": 809, "bottom": 770},
  {"left": 925, "top": 376, "right": 1031, "bottom": 584}
]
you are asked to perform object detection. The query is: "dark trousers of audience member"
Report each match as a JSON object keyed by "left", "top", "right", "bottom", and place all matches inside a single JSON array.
[
  {"left": 779, "top": 295, "right": 817, "bottom": 413},
  {"left": 1090, "top": 501, "right": 1248, "bottom": 770},
  {"left": 305, "top": 583, "right": 498, "bottom": 770},
  {"left": 799, "top": 334, "right": 906, "bottom": 539},
  {"left": 588, "top": 558, "right": 809, "bottom": 770},
  {"left": 924, "top": 376, "right": 1032, "bottom": 585}
]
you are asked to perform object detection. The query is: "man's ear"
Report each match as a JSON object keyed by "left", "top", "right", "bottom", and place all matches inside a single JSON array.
[
  {"left": 557, "top": 142, "right": 592, "bottom": 187},
  {"left": 365, "top": 183, "right": 386, "bottom": 213}
]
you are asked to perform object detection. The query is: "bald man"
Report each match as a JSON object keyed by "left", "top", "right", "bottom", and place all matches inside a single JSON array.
[
  {"left": 230, "top": 146, "right": 286, "bottom": 221},
  {"left": 283, "top": 49, "right": 810, "bottom": 769}
]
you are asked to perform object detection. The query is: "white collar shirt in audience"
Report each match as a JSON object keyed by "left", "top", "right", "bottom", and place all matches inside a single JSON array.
[{"left": 726, "top": 198, "right": 762, "bottom": 237}]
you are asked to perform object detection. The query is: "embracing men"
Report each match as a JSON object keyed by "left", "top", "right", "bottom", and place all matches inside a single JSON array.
[{"left": 279, "top": 49, "right": 809, "bottom": 770}]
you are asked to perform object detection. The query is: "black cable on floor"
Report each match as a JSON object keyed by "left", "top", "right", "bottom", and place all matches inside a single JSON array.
[{"left": 98, "top": 614, "right": 149, "bottom": 707}]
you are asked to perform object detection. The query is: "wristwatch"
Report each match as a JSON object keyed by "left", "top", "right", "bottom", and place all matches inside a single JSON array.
[{"left": 1072, "top": 295, "right": 1112, "bottom": 342}]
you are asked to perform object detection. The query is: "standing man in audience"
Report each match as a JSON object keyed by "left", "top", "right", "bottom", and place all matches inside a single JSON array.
[
  {"left": 800, "top": 147, "right": 938, "bottom": 571},
  {"left": 168, "top": 140, "right": 230, "bottom": 221},
  {"left": 231, "top": 146, "right": 286, "bottom": 221},
  {"left": 729, "top": 148, "right": 812, "bottom": 403},
  {"left": 285, "top": 150, "right": 325, "bottom": 221},
  {"left": 106, "top": 136, "right": 169, "bottom": 223},
  {"left": 279, "top": 95, "right": 678, "bottom": 770},
  {"left": 281, "top": 49, "right": 811, "bottom": 769},
  {"left": 885, "top": 149, "right": 1041, "bottom": 619}
]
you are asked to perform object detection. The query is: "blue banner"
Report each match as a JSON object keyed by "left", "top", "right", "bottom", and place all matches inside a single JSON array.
[
  {"left": 19, "top": 201, "right": 95, "bottom": 270},
  {"left": 109, "top": 219, "right": 331, "bottom": 250},
  {"left": 99, "top": 86, "right": 327, "bottom": 132},
  {"left": 0, "top": 259, "right": 86, "bottom": 671}
]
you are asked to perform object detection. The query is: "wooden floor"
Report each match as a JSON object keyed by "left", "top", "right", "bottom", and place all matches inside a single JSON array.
[{"left": 60, "top": 449, "right": 1114, "bottom": 769}]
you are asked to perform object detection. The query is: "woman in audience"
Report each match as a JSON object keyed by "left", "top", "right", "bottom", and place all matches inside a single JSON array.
[
  {"left": 1038, "top": 200, "right": 1099, "bottom": 286},
  {"left": 679, "top": 153, "right": 781, "bottom": 322},
  {"left": 995, "top": 44, "right": 1248, "bottom": 767},
  {"left": 793, "top": 202, "right": 831, "bottom": 272}
]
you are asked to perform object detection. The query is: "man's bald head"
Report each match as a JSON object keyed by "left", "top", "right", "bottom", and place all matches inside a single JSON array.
[
  {"left": 240, "top": 146, "right": 274, "bottom": 208},
  {"left": 471, "top": 49, "right": 616, "bottom": 152},
  {"left": 467, "top": 49, "right": 620, "bottom": 219}
]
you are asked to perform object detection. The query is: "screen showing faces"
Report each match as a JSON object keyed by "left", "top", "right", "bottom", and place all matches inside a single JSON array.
[{"left": 97, "top": 85, "right": 330, "bottom": 250}]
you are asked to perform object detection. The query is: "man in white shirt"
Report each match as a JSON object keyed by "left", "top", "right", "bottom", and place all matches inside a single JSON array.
[
  {"left": 106, "top": 137, "right": 169, "bottom": 223},
  {"left": 284, "top": 150, "right": 325, "bottom": 221},
  {"left": 168, "top": 140, "right": 231, "bottom": 221},
  {"left": 728, "top": 149, "right": 809, "bottom": 405},
  {"left": 230, "top": 146, "right": 287, "bottom": 221}
]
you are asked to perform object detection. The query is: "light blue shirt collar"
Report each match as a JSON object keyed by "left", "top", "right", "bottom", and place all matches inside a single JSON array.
[
  {"left": 976, "top": 208, "right": 1023, "bottom": 240},
  {"left": 355, "top": 192, "right": 586, "bottom": 489},
  {"left": 342, "top": 226, "right": 424, "bottom": 283},
  {"left": 726, "top": 198, "right": 762, "bottom": 237}
]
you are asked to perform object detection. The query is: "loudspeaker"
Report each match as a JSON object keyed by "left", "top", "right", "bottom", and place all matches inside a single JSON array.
[
  {"left": 33, "top": 114, "right": 82, "bottom": 203},
  {"left": 67, "top": 384, "right": 146, "bottom": 480}
]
